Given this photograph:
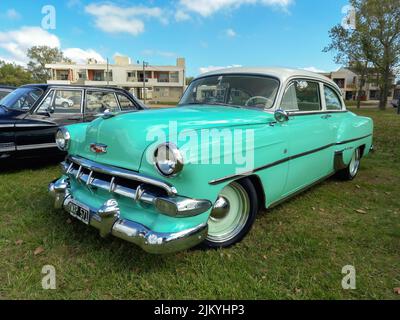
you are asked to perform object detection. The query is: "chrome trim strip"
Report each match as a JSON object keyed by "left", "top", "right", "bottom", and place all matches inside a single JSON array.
[
  {"left": 69, "top": 155, "right": 178, "bottom": 196},
  {"left": 0, "top": 124, "right": 14, "bottom": 128},
  {"left": 209, "top": 134, "right": 372, "bottom": 185},
  {"left": 15, "top": 123, "right": 55, "bottom": 128},
  {"left": 16, "top": 143, "right": 57, "bottom": 151}
]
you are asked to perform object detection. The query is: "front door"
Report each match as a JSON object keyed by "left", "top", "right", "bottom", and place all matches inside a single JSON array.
[
  {"left": 15, "top": 88, "right": 83, "bottom": 155},
  {"left": 279, "top": 79, "right": 333, "bottom": 196}
]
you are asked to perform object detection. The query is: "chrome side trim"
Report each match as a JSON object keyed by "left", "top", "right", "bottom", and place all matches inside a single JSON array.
[
  {"left": 0, "top": 124, "right": 14, "bottom": 128},
  {"left": 209, "top": 134, "right": 373, "bottom": 185},
  {"left": 16, "top": 143, "right": 57, "bottom": 151},
  {"left": 0, "top": 142, "right": 16, "bottom": 152},
  {"left": 15, "top": 123, "right": 55, "bottom": 128},
  {"left": 68, "top": 155, "right": 178, "bottom": 196}
]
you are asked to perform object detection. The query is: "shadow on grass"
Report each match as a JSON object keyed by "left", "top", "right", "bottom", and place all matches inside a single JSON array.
[{"left": 0, "top": 155, "right": 64, "bottom": 173}]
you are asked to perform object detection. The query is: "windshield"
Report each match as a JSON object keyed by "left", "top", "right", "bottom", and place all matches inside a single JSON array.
[
  {"left": 0, "top": 87, "right": 43, "bottom": 111},
  {"left": 179, "top": 75, "right": 280, "bottom": 109}
]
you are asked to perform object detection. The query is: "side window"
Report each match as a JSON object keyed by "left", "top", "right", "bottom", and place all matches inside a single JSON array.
[
  {"left": 280, "top": 80, "right": 321, "bottom": 112},
  {"left": 324, "top": 86, "right": 342, "bottom": 110},
  {"left": 280, "top": 84, "right": 298, "bottom": 111},
  {"left": 86, "top": 91, "right": 119, "bottom": 114},
  {"left": 116, "top": 93, "right": 137, "bottom": 111},
  {"left": 37, "top": 91, "right": 55, "bottom": 113},
  {"left": 37, "top": 90, "right": 82, "bottom": 114}
]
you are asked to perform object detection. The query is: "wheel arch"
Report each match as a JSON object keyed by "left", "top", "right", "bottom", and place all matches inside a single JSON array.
[{"left": 236, "top": 174, "right": 266, "bottom": 211}]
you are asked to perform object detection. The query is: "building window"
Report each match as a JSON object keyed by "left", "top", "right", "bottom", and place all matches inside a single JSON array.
[
  {"left": 93, "top": 70, "right": 105, "bottom": 81},
  {"left": 158, "top": 72, "right": 169, "bottom": 83},
  {"left": 57, "top": 70, "right": 69, "bottom": 81},
  {"left": 170, "top": 72, "right": 179, "bottom": 83},
  {"left": 127, "top": 71, "right": 136, "bottom": 81},
  {"left": 333, "top": 78, "right": 345, "bottom": 88}
]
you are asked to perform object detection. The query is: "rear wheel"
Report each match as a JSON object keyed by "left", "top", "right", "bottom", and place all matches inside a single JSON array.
[
  {"left": 336, "top": 148, "right": 361, "bottom": 180},
  {"left": 203, "top": 178, "right": 258, "bottom": 249}
]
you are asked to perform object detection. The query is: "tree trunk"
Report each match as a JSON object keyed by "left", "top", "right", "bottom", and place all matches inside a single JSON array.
[
  {"left": 379, "top": 66, "right": 390, "bottom": 110},
  {"left": 356, "top": 67, "right": 367, "bottom": 109}
]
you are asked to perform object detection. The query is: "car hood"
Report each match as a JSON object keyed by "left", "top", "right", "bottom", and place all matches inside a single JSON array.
[{"left": 74, "top": 105, "right": 273, "bottom": 171}]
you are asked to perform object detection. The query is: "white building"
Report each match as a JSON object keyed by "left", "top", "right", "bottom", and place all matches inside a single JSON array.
[
  {"left": 321, "top": 67, "right": 396, "bottom": 101},
  {"left": 46, "top": 56, "right": 186, "bottom": 103}
]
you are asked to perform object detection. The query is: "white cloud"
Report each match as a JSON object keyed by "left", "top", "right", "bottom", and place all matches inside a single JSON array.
[
  {"left": 178, "top": 0, "right": 293, "bottom": 17},
  {"left": 63, "top": 48, "right": 105, "bottom": 64},
  {"left": 301, "top": 66, "right": 326, "bottom": 73},
  {"left": 85, "top": 3, "right": 167, "bottom": 36},
  {"left": 225, "top": 28, "right": 237, "bottom": 37},
  {"left": 0, "top": 26, "right": 60, "bottom": 63},
  {"left": 6, "top": 9, "right": 21, "bottom": 20},
  {"left": 199, "top": 64, "right": 243, "bottom": 74},
  {"left": 175, "top": 10, "right": 191, "bottom": 21}
]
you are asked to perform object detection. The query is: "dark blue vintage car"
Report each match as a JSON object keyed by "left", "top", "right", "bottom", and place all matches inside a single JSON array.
[{"left": 0, "top": 84, "right": 145, "bottom": 160}]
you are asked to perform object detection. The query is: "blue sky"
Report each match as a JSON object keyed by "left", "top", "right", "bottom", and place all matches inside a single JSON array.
[{"left": 0, "top": 0, "right": 350, "bottom": 76}]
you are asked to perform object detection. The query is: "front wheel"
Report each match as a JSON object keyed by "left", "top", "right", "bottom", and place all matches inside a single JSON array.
[
  {"left": 336, "top": 147, "right": 361, "bottom": 180},
  {"left": 203, "top": 178, "right": 259, "bottom": 249}
]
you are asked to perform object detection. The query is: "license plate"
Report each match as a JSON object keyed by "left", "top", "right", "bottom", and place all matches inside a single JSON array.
[{"left": 68, "top": 201, "right": 90, "bottom": 225}]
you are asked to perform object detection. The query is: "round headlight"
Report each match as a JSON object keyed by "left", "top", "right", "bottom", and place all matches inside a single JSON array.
[
  {"left": 55, "top": 127, "right": 71, "bottom": 151},
  {"left": 154, "top": 143, "right": 184, "bottom": 177}
]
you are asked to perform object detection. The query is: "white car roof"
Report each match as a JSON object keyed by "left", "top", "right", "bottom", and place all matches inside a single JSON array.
[{"left": 199, "top": 67, "right": 339, "bottom": 91}]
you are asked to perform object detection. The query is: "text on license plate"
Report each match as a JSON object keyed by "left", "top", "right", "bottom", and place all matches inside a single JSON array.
[{"left": 69, "top": 201, "right": 90, "bottom": 225}]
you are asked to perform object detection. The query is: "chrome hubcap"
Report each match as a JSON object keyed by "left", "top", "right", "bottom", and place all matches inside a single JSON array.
[
  {"left": 207, "top": 182, "right": 250, "bottom": 243},
  {"left": 349, "top": 148, "right": 360, "bottom": 177}
]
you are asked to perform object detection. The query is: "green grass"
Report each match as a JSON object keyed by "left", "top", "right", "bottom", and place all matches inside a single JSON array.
[{"left": 0, "top": 108, "right": 399, "bottom": 300}]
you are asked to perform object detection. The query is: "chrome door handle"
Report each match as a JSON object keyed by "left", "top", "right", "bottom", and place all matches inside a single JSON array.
[{"left": 321, "top": 114, "right": 332, "bottom": 119}]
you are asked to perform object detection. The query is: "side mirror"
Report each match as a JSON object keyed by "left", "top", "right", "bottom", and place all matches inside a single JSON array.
[
  {"left": 47, "top": 106, "right": 55, "bottom": 114},
  {"left": 274, "top": 109, "right": 289, "bottom": 123}
]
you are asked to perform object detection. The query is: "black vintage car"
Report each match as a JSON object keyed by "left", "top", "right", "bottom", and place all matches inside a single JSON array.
[
  {"left": 0, "top": 84, "right": 145, "bottom": 160},
  {"left": 0, "top": 85, "right": 16, "bottom": 100}
]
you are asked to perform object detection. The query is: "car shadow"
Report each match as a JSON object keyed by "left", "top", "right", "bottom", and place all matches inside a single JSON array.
[{"left": 0, "top": 155, "right": 64, "bottom": 173}]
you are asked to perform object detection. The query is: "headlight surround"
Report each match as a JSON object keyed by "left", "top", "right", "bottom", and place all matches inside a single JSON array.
[
  {"left": 154, "top": 143, "right": 184, "bottom": 177},
  {"left": 55, "top": 127, "right": 71, "bottom": 151}
]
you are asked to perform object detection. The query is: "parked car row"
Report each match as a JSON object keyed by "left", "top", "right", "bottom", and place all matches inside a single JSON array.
[
  {"left": 46, "top": 67, "right": 374, "bottom": 254},
  {"left": 0, "top": 84, "right": 145, "bottom": 160}
]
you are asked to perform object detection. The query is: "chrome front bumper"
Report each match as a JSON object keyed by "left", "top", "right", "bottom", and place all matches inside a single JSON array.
[
  {"left": 61, "top": 156, "right": 212, "bottom": 217},
  {"left": 49, "top": 178, "right": 208, "bottom": 254}
]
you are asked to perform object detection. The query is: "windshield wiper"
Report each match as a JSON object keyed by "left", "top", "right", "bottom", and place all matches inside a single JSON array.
[{"left": 0, "top": 104, "right": 9, "bottom": 111}]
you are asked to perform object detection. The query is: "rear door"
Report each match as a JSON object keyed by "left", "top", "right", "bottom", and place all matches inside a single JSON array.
[
  {"left": 16, "top": 88, "right": 83, "bottom": 154},
  {"left": 279, "top": 79, "right": 333, "bottom": 196}
]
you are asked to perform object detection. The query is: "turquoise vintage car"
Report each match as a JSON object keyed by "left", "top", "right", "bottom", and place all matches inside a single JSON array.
[{"left": 49, "top": 67, "right": 373, "bottom": 254}]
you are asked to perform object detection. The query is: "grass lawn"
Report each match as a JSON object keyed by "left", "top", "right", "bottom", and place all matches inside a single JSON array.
[{"left": 0, "top": 108, "right": 399, "bottom": 300}]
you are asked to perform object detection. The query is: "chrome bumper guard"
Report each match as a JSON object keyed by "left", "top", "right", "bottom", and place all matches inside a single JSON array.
[
  {"left": 49, "top": 178, "right": 208, "bottom": 254},
  {"left": 61, "top": 156, "right": 212, "bottom": 217}
]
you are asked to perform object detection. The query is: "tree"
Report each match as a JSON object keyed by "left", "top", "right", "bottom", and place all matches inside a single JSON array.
[
  {"left": 324, "top": 23, "right": 372, "bottom": 108},
  {"left": 186, "top": 77, "right": 194, "bottom": 85},
  {"left": 324, "top": 0, "right": 400, "bottom": 110},
  {"left": 27, "top": 46, "right": 72, "bottom": 83},
  {"left": 0, "top": 61, "right": 33, "bottom": 86}
]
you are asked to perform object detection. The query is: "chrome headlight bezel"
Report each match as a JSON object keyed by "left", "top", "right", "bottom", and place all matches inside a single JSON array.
[
  {"left": 153, "top": 143, "right": 184, "bottom": 177},
  {"left": 55, "top": 127, "right": 71, "bottom": 151}
]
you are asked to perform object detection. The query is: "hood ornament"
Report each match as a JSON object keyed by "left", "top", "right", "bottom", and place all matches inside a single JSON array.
[{"left": 90, "top": 143, "right": 108, "bottom": 154}]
